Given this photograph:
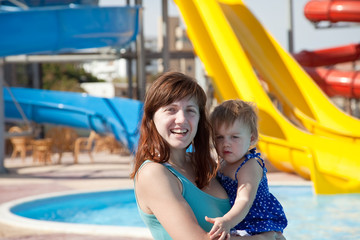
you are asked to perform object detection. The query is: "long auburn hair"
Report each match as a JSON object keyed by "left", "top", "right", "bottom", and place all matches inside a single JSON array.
[{"left": 130, "top": 71, "right": 217, "bottom": 188}]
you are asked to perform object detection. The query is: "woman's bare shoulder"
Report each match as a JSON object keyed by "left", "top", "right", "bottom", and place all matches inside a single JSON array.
[
  {"left": 135, "top": 161, "right": 183, "bottom": 215},
  {"left": 137, "top": 161, "right": 168, "bottom": 181},
  {"left": 135, "top": 161, "right": 178, "bottom": 190}
]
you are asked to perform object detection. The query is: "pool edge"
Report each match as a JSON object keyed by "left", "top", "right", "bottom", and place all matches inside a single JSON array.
[{"left": 0, "top": 187, "right": 152, "bottom": 239}]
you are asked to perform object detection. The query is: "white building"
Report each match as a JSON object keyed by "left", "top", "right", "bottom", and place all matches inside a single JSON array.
[{"left": 82, "top": 58, "right": 126, "bottom": 82}]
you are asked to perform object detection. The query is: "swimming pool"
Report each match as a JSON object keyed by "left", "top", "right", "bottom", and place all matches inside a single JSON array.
[
  {"left": 272, "top": 186, "right": 360, "bottom": 239},
  {"left": 10, "top": 189, "right": 145, "bottom": 227},
  {"left": 3, "top": 186, "right": 360, "bottom": 239}
]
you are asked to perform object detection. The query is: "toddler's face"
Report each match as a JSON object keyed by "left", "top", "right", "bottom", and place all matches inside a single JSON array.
[{"left": 214, "top": 119, "right": 254, "bottom": 164}]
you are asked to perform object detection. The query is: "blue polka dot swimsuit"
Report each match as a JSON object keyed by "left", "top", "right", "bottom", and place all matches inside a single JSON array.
[{"left": 216, "top": 148, "right": 288, "bottom": 235}]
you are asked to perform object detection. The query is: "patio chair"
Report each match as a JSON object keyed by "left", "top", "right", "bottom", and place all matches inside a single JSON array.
[
  {"left": 8, "top": 126, "right": 33, "bottom": 161},
  {"left": 46, "top": 127, "right": 78, "bottom": 164},
  {"left": 73, "top": 130, "right": 99, "bottom": 164},
  {"left": 31, "top": 138, "right": 53, "bottom": 164},
  {"left": 94, "top": 135, "right": 129, "bottom": 155}
]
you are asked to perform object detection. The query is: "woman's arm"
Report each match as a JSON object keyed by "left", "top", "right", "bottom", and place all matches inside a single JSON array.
[
  {"left": 135, "top": 162, "right": 211, "bottom": 240},
  {"left": 136, "top": 161, "right": 277, "bottom": 240}
]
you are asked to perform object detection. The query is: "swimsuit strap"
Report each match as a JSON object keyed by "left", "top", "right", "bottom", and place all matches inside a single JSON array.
[{"left": 234, "top": 148, "right": 265, "bottom": 180}]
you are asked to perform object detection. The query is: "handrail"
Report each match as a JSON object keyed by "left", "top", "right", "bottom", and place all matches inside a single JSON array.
[{"left": 3, "top": 83, "right": 31, "bottom": 127}]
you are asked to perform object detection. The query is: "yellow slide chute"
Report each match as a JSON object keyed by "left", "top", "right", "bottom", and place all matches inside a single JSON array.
[
  {"left": 224, "top": 2, "right": 360, "bottom": 144},
  {"left": 174, "top": 0, "right": 360, "bottom": 194}
]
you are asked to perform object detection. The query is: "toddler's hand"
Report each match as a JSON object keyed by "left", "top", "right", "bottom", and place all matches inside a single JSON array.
[{"left": 205, "top": 216, "right": 231, "bottom": 240}]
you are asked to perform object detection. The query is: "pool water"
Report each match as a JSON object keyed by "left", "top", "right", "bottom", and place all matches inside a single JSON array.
[
  {"left": 10, "top": 186, "right": 360, "bottom": 239},
  {"left": 11, "top": 189, "right": 145, "bottom": 227},
  {"left": 272, "top": 186, "right": 360, "bottom": 239}
]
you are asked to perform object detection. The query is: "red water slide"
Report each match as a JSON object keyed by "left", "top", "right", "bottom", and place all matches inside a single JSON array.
[
  {"left": 294, "top": 43, "right": 360, "bottom": 67},
  {"left": 296, "top": 0, "right": 360, "bottom": 98},
  {"left": 293, "top": 44, "right": 360, "bottom": 98},
  {"left": 304, "top": 0, "right": 360, "bottom": 23},
  {"left": 303, "top": 66, "right": 360, "bottom": 98}
]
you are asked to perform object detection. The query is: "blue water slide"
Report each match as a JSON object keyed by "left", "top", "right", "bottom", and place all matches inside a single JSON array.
[
  {"left": 4, "top": 87, "right": 143, "bottom": 152},
  {"left": 1, "top": 0, "right": 98, "bottom": 8},
  {"left": 0, "top": 5, "right": 140, "bottom": 57},
  {"left": 1, "top": 3, "right": 142, "bottom": 150}
]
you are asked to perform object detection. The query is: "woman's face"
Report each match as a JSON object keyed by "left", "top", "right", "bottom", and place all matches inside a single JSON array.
[{"left": 153, "top": 96, "right": 200, "bottom": 150}]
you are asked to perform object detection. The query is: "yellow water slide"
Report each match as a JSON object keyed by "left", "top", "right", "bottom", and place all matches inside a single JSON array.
[
  {"left": 174, "top": 0, "right": 360, "bottom": 194},
  {"left": 221, "top": 1, "right": 360, "bottom": 144}
]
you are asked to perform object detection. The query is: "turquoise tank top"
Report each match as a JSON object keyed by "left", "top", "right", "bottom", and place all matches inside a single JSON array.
[{"left": 135, "top": 160, "right": 231, "bottom": 240}]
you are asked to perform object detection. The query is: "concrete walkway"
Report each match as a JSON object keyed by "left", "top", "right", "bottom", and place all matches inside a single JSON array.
[{"left": 0, "top": 151, "right": 308, "bottom": 240}]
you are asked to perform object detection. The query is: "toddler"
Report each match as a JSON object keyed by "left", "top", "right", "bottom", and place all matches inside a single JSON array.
[{"left": 206, "top": 99, "right": 287, "bottom": 239}]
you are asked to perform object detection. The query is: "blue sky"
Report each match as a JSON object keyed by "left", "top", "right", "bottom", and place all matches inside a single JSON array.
[{"left": 100, "top": 0, "right": 360, "bottom": 53}]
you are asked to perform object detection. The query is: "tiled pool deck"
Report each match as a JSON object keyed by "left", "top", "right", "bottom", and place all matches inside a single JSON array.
[{"left": 0, "top": 152, "right": 308, "bottom": 240}]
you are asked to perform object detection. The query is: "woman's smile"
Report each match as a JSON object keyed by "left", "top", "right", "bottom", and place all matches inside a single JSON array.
[{"left": 170, "top": 128, "right": 189, "bottom": 135}]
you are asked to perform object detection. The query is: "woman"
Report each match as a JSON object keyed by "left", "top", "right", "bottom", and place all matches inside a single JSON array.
[{"left": 130, "top": 72, "right": 284, "bottom": 240}]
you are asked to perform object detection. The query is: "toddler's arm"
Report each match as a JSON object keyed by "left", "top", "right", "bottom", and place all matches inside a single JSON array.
[{"left": 206, "top": 158, "right": 263, "bottom": 238}]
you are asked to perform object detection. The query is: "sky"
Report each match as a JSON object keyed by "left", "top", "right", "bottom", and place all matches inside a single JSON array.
[
  {"left": 99, "top": 0, "right": 360, "bottom": 54},
  {"left": 245, "top": 0, "right": 360, "bottom": 53}
]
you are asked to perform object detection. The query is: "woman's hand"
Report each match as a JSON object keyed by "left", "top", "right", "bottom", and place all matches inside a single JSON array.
[
  {"left": 275, "top": 232, "right": 286, "bottom": 240},
  {"left": 255, "top": 232, "right": 286, "bottom": 240},
  {"left": 230, "top": 231, "right": 286, "bottom": 240}
]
